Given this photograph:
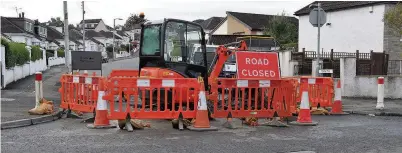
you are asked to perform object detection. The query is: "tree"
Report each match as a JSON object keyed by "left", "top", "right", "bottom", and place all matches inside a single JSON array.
[
  {"left": 47, "top": 17, "right": 64, "bottom": 26},
  {"left": 124, "top": 13, "right": 148, "bottom": 30},
  {"left": 68, "top": 24, "right": 76, "bottom": 30},
  {"left": 384, "top": 2, "right": 402, "bottom": 37},
  {"left": 263, "top": 11, "right": 298, "bottom": 50}
]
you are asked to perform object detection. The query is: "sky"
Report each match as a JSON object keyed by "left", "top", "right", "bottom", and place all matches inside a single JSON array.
[{"left": 0, "top": 0, "right": 312, "bottom": 27}]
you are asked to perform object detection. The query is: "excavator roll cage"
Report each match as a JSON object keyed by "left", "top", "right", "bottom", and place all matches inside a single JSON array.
[{"left": 138, "top": 18, "right": 249, "bottom": 91}]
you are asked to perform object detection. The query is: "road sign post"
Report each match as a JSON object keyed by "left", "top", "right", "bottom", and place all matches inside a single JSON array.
[{"left": 309, "top": 3, "right": 326, "bottom": 77}]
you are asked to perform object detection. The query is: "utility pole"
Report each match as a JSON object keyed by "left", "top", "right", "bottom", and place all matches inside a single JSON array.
[
  {"left": 63, "top": 1, "right": 71, "bottom": 72},
  {"left": 316, "top": 3, "right": 322, "bottom": 77},
  {"left": 82, "top": 1, "right": 85, "bottom": 51},
  {"left": 113, "top": 19, "right": 115, "bottom": 59}
]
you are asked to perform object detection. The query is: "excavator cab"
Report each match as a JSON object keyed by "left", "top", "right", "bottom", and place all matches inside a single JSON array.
[{"left": 139, "top": 18, "right": 209, "bottom": 88}]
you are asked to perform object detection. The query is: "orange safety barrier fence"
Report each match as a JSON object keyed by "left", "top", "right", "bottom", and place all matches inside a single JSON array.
[
  {"left": 282, "top": 76, "right": 334, "bottom": 108},
  {"left": 59, "top": 73, "right": 103, "bottom": 113},
  {"left": 104, "top": 77, "right": 200, "bottom": 120},
  {"left": 209, "top": 79, "right": 297, "bottom": 119},
  {"left": 108, "top": 70, "right": 139, "bottom": 79}
]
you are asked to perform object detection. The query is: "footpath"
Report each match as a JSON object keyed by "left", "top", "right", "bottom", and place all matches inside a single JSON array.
[
  {"left": 1, "top": 56, "right": 136, "bottom": 129},
  {"left": 1, "top": 65, "right": 67, "bottom": 129},
  {"left": 343, "top": 98, "right": 402, "bottom": 116}
]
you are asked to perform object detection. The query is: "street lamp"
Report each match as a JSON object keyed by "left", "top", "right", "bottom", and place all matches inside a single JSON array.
[{"left": 113, "top": 18, "right": 123, "bottom": 59}]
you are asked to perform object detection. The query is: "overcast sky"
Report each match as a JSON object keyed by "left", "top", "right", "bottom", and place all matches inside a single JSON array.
[{"left": 1, "top": 0, "right": 312, "bottom": 27}]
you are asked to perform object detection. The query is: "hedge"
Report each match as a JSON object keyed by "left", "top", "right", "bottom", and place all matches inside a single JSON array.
[
  {"left": 2, "top": 39, "right": 30, "bottom": 68},
  {"left": 57, "top": 49, "right": 65, "bottom": 57},
  {"left": 10, "top": 42, "right": 30, "bottom": 66},
  {"left": 31, "top": 45, "right": 43, "bottom": 61},
  {"left": 1, "top": 38, "right": 15, "bottom": 68}
]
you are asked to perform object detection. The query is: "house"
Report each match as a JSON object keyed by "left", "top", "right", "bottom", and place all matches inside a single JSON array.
[
  {"left": 85, "top": 30, "right": 123, "bottom": 49},
  {"left": 295, "top": 1, "right": 401, "bottom": 59},
  {"left": 1, "top": 15, "right": 47, "bottom": 47},
  {"left": 78, "top": 19, "right": 110, "bottom": 32},
  {"left": 1, "top": 33, "right": 12, "bottom": 41},
  {"left": 193, "top": 17, "right": 224, "bottom": 42},
  {"left": 70, "top": 29, "right": 104, "bottom": 51},
  {"left": 211, "top": 11, "right": 298, "bottom": 36},
  {"left": 209, "top": 35, "right": 279, "bottom": 50},
  {"left": 46, "top": 26, "right": 64, "bottom": 50}
]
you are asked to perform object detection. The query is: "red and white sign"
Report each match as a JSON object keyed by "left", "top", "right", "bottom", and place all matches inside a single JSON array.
[{"left": 235, "top": 51, "right": 280, "bottom": 79}]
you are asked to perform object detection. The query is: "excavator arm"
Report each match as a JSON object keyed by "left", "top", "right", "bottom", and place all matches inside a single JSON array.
[{"left": 207, "top": 40, "right": 248, "bottom": 87}]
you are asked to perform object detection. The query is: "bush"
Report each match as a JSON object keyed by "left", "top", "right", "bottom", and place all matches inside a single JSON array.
[
  {"left": 282, "top": 43, "right": 298, "bottom": 51},
  {"left": 1, "top": 38, "right": 16, "bottom": 68},
  {"left": 57, "top": 48, "right": 65, "bottom": 57},
  {"left": 31, "top": 45, "right": 43, "bottom": 61},
  {"left": 9, "top": 42, "right": 29, "bottom": 66}
]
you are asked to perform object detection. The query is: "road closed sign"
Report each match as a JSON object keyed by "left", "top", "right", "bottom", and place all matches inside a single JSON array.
[{"left": 235, "top": 51, "right": 280, "bottom": 79}]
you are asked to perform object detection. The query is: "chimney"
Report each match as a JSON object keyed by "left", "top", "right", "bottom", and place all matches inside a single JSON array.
[
  {"left": 21, "top": 12, "right": 25, "bottom": 18},
  {"left": 19, "top": 13, "right": 21, "bottom": 18}
]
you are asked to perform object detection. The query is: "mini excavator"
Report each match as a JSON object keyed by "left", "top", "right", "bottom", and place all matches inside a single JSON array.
[{"left": 136, "top": 13, "right": 248, "bottom": 115}]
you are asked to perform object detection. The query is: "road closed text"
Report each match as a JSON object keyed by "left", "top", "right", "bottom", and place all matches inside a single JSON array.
[
  {"left": 241, "top": 69, "right": 276, "bottom": 78},
  {"left": 236, "top": 52, "right": 280, "bottom": 79}
]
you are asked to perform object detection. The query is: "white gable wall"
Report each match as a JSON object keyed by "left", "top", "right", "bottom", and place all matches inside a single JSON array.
[
  {"left": 94, "top": 20, "right": 109, "bottom": 32},
  {"left": 298, "top": 4, "right": 385, "bottom": 53},
  {"left": 212, "top": 19, "right": 228, "bottom": 35}
]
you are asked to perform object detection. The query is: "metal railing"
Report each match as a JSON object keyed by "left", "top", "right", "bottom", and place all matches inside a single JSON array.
[{"left": 388, "top": 60, "right": 402, "bottom": 75}]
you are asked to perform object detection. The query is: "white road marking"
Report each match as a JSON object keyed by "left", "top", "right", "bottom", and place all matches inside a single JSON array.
[{"left": 1, "top": 98, "right": 16, "bottom": 102}]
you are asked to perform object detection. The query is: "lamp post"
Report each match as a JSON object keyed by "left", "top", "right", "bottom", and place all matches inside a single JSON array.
[{"left": 113, "top": 18, "right": 123, "bottom": 59}]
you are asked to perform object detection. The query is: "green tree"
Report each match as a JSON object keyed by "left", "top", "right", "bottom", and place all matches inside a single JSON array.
[
  {"left": 263, "top": 11, "right": 298, "bottom": 50},
  {"left": 124, "top": 13, "right": 148, "bottom": 30},
  {"left": 47, "top": 17, "right": 64, "bottom": 26},
  {"left": 384, "top": 2, "right": 402, "bottom": 36}
]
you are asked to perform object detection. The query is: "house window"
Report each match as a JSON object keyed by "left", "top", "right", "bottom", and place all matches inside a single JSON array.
[{"left": 25, "top": 22, "right": 32, "bottom": 32}]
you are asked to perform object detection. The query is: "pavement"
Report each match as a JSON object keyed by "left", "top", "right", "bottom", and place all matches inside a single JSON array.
[
  {"left": 1, "top": 57, "right": 139, "bottom": 128},
  {"left": 2, "top": 115, "right": 402, "bottom": 153},
  {"left": 343, "top": 98, "right": 402, "bottom": 116}
]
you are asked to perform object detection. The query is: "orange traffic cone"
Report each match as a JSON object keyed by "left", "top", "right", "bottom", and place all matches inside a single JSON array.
[
  {"left": 87, "top": 79, "right": 116, "bottom": 129},
  {"left": 290, "top": 84, "right": 318, "bottom": 126},
  {"left": 330, "top": 80, "right": 349, "bottom": 115},
  {"left": 187, "top": 77, "right": 218, "bottom": 131}
]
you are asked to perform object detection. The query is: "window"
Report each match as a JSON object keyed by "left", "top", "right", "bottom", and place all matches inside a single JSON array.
[
  {"left": 25, "top": 22, "right": 32, "bottom": 32},
  {"left": 141, "top": 24, "right": 161, "bottom": 56},
  {"left": 164, "top": 21, "right": 202, "bottom": 63}
]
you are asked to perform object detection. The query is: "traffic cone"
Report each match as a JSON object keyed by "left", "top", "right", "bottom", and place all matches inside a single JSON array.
[
  {"left": 187, "top": 77, "right": 218, "bottom": 131},
  {"left": 289, "top": 84, "right": 318, "bottom": 126},
  {"left": 87, "top": 79, "right": 116, "bottom": 129},
  {"left": 330, "top": 80, "right": 349, "bottom": 115}
]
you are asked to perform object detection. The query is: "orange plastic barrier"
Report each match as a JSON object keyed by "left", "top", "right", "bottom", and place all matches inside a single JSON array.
[
  {"left": 59, "top": 73, "right": 103, "bottom": 113},
  {"left": 209, "top": 79, "right": 297, "bottom": 118},
  {"left": 283, "top": 76, "right": 334, "bottom": 108},
  {"left": 300, "top": 77, "right": 334, "bottom": 107},
  {"left": 108, "top": 70, "right": 139, "bottom": 79},
  {"left": 104, "top": 77, "right": 200, "bottom": 120}
]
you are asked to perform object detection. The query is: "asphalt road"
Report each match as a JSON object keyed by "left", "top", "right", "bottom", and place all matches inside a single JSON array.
[
  {"left": 88, "top": 57, "right": 139, "bottom": 77},
  {"left": 2, "top": 115, "right": 402, "bottom": 153}
]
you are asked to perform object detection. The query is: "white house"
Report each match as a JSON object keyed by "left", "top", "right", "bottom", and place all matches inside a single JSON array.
[
  {"left": 78, "top": 19, "right": 110, "bottom": 32},
  {"left": 295, "top": 1, "right": 402, "bottom": 59},
  {"left": 1, "top": 16, "right": 40, "bottom": 47},
  {"left": 192, "top": 17, "right": 224, "bottom": 42}
]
